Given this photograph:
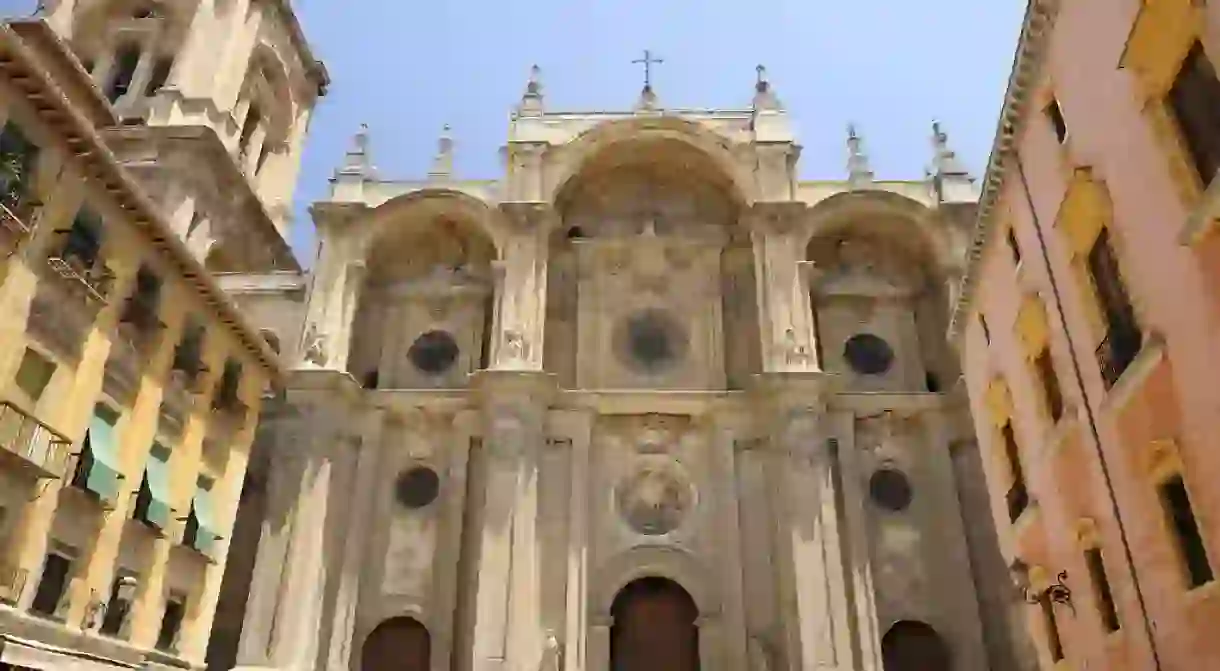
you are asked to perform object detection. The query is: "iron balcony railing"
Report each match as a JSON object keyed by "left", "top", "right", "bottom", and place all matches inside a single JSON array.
[
  {"left": 0, "top": 400, "right": 72, "bottom": 478},
  {"left": 45, "top": 230, "right": 115, "bottom": 304}
]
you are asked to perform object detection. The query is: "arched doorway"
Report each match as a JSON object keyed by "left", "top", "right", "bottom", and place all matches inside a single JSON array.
[
  {"left": 881, "top": 620, "right": 951, "bottom": 671},
  {"left": 361, "top": 616, "right": 430, "bottom": 671},
  {"left": 610, "top": 577, "right": 700, "bottom": 671}
]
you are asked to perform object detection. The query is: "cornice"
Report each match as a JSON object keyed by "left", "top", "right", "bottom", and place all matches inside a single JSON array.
[{"left": 947, "top": 0, "right": 1060, "bottom": 342}]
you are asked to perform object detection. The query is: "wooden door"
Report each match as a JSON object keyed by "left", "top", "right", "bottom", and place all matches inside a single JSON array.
[
  {"left": 610, "top": 577, "right": 700, "bottom": 671},
  {"left": 361, "top": 617, "right": 430, "bottom": 671}
]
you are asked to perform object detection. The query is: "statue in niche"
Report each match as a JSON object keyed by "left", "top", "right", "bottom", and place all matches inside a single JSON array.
[
  {"left": 539, "top": 630, "right": 563, "bottom": 671},
  {"left": 301, "top": 323, "right": 327, "bottom": 368},
  {"left": 502, "top": 329, "right": 529, "bottom": 364},
  {"left": 781, "top": 327, "right": 812, "bottom": 367}
]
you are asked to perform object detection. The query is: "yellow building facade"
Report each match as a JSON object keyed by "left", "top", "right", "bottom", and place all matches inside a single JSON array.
[{"left": 0, "top": 17, "right": 284, "bottom": 671}]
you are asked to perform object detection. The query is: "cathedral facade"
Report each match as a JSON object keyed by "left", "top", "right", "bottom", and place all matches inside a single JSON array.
[{"left": 217, "top": 69, "right": 1030, "bottom": 671}]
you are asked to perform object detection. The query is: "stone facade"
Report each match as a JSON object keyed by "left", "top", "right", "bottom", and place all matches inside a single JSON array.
[
  {"left": 954, "top": 1, "right": 1220, "bottom": 670},
  {"left": 221, "top": 64, "right": 1030, "bottom": 670}
]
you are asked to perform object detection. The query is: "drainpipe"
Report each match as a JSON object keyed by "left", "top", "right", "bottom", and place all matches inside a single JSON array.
[{"left": 1013, "top": 154, "right": 1163, "bottom": 670}]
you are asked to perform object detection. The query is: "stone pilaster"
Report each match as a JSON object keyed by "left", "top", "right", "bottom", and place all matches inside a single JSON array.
[
  {"left": 299, "top": 223, "right": 362, "bottom": 371},
  {"left": 754, "top": 372, "right": 858, "bottom": 671},
  {"left": 466, "top": 370, "right": 554, "bottom": 671},
  {"left": 233, "top": 370, "right": 362, "bottom": 671},
  {"left": 493, "top": 203, "right": 555, "bottom": 371},
  {"left": 748, "top": 202, "right": 817, "bottom": 372}
]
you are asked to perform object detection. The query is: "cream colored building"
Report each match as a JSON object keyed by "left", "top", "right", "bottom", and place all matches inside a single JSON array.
[
  {"left": 215, "top": 62, "right": 1033, "bottom": 670},
  {"left": 0, "top": 0, "right": 322, "bottom": 668}
]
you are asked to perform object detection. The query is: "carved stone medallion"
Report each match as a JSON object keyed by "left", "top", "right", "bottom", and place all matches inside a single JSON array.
[{"left": 615, "top": 458, "right": 696, "bottom": 536}]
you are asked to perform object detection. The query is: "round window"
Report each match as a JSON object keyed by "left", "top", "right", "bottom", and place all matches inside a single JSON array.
[
  {"left": 394, "top": 466, "right": 440, "bottom": 509},
  {"left": 408, "top": 331, "right": 460, "bottom": 375},
  {"left": 869, "top": 468, "right": 913, "bottom": 512},
  {"left": 614, "top": 309, "right": 687, "bottom": 374},
  {"left": 843, "top": 334, "right": 894, "bottom": 375}
]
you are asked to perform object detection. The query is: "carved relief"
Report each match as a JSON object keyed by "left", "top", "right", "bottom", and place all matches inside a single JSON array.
[
  {"left": 615, "top": 457, "right": 696, "bottom": 537},
  {"left": 301, "top": 322, "right": 327, "bottom": 367}
]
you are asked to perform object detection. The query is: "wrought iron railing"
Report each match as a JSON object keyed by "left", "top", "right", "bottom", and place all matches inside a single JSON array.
[
  {"left": 1095, "top": 324, "right": 1143, "bottom": 390},
  {"left": 45, "top": 230, "right": 115, "bottom": 304},
  {"left": 0, "top": 400, "right": 72, "bottom": 477}
]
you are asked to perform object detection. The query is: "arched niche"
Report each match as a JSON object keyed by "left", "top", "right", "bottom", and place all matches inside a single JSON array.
[
  {"left": 802, "top": 192, "right": 959, "bottom": 393},
  {"left": 360, "top": 616, "right": 430, "bottom": 671},
  {"left": 347, "top": 191, "right": 498, "bottom": 390},
  {"left": 544, "top": 124, "right": 761, "bottom": 390},
  {"left": 69, "top": 0, "right": 192, "bottom": 105},
  {"left": 881, "top": 620, "right": 951, "bottom": 671}
]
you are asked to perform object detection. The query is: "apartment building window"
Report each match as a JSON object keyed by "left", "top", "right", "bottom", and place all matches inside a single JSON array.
[
  {"left": 1006, "top": 227, "right": 1022, "bottom": 266},
  {"left": 1159, "top": 475, "right": 1214, "bottom": 589},
  {"left": 1167, "top": 42, "right": 1220, "bottom": 186},
  {"left": 1088, "top": 228, "right": 1141, "bottom": 388},
  {"left": 144, "top": 57, "right": 173, "bottom": 97},
  {"left": 1040, "top": 596, "right": 1065, "bottom": 662},
  {"left": 105, "top": 43, "right": 141, "bottom": 103},
  {"left": 172, "top": 322, "right": 206, "bottom": 382},
  {"left": 121, "top": 265, "right": 164, "bottom": 337},
  {"left": 29, "top": 550, "right": 72, "bottom": 619},
  {"left": 0, "top": 121, "right": 39, "bottom": 210},
  {"left": 1035, "top": 348, "right": 1064, "bottom": 423},
  {"left": 133, "top": 443, "right": 173, "bottom": 531},
  {"left": 98, "top": 571, "right": 136, "bottom": 638},
  {"left": 57, "top": 208, "right": 105, "bottom": 271},
  {"left": 214, "top": 359, "right": 243, "bottom": 412},
  {"left": 182, "top": 476, "right": 221, "bottom": 559},
  {"left": 1002, "top": 422, "right": 1029, "bottom": 522},
  {"left": 70, "top": 404, "right": 124, "bottom": 507},
  {"left": 1046, "top": 99, "right": 1068, "bottom": 144},
  {"left": 979, "top": 314, "right": 991, "bottom": 344},
  {"left": 239, "top": 104, "right": 261, "bottom": 156},
  {"left": 1085, "top": 547, "right": 1120, "bottom": 633},
  {"left": 13, "top": 347, "right": 55, "bottom": 404},
  {"left": 156, "top": 593, "right": 187, "bottom": 652}
]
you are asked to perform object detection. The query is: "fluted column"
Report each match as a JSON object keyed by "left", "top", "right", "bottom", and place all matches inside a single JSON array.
[
  {"left": 756, "top": 372, "right": 857, "bottom": 671},
  {"left": 494, "top": 203, "right": 554, "bottom": 370},
  {"left": 747, "top": 202, "right": 817, "bottom": 372},
  {"left": 466, "top": 370, "right": 554, "bottom": 671}
]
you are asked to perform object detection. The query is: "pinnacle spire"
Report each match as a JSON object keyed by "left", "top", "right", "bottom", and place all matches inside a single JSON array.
[
  {"left": 336, "top": 122, "right": 373, "bottom": 180},
  {"left": 517, "top": 64, "right": 545, "bottom": 117},
  {"left": 753, "top": 64, "right": 782, "bottom": 111},
  {"left": 428, "top": 124, "right": 454, "bottom": 180},
  {"left": 928, "top": 121, "right": 978, "bottom": 203},
  {"left": 846, "top": 123, "right": 874, "bottom": 188}
]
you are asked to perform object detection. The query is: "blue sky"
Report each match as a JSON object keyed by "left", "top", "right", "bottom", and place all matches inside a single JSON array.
[{"left": 2, "top": 1, "right": 1026, "bottom": 264}]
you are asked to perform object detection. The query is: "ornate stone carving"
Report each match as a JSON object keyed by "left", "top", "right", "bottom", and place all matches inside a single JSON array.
[
  {"left": 502, "top": 329, "right": 530, "bottom": 364},
  {"left": 486, "top": 405, "right": 528, "bottom": 461},
  {"left": 779, "top": 327, "right": 813, "bottom": 367},
  {"left": 615, "top": 458, "right": 696, "bottom": 536},
  {"left": 539, "top": 630, "right": 563, "bottom": 671},
  {"left": 301, "top": 323, "right": 328, "bottom": 367}
]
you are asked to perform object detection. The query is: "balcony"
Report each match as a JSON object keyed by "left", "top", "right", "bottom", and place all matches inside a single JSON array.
[
  {"left": 43, "top": 228, "right": 113, "bottom": 301},
  {"left": 0, "top": 197, "right": 40, "bottom": 255},
  {"left": 1096, "top": 324, "right": 1143, "bottom": 390},
  {"left": 1006, "top": 480, "right": 1030, "bottom": 524},
  {"left": 0, "top": 562, "right": 27, "bottom": 605},
  {"left": 0, "top": 401, "right": 72, "bottom": 479}
]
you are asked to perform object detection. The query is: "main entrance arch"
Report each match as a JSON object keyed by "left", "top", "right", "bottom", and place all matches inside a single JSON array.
[
  {"left": 881, "top": 620, "right": 951, "bottom": 670},
  {"left": 360, "top": 616, "right": 430, "bottom": 671},
  {"left": 610, "top": 577, "right": 700, "bottom": 671}
]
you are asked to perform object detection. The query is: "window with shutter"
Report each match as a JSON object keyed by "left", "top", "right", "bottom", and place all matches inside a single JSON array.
[{"left": 1167, "top": 42, "right": 1220, "bottom": 186}]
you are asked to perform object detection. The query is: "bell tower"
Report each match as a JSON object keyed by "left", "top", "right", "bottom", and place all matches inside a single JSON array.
[{"left": 38, "top": 0, "right": 328, "bottom": 271}]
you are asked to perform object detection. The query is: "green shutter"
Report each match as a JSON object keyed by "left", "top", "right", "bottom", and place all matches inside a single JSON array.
[
  {"left": 84, "top": 406, "right": 123, "bottom": 504},
  {"left": 191, "top": 481, "right": 221, "bottom": 559},
  {"left": 142, "top": 444, "right": 173, "bottom": 529}
]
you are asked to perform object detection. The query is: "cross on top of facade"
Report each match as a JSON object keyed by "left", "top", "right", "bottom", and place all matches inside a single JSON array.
[{"left": 632, "top": 50, "right": 664, "bottom": 90}]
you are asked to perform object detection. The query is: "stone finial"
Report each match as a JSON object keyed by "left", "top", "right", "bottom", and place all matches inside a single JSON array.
[
  {"left": 518, "top": 64, "right": 545, "bottom": 117},
  {"left": 928, "top": 120, "right": 979, "bottom": 203},
  {"left": 428, "top": 124, "right": 454, "bottom": 180},
  {"left": 336, "top": 123, "right": 374, "bottom": 180},
  {"left": 753, "top": 64, "right": 782, "bottom": 111},
  {"left": 931, "top": 121, "right": 970, "bottom": 178},
  {"left": 846, "top": 123, "right": 874, "bottom": 188},
  {"left": 635, "top": 84, "right": 660, "bottom": 112}
]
